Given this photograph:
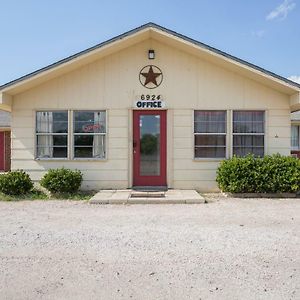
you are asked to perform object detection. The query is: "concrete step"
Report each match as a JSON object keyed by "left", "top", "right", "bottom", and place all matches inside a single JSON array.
[{"left": 89, "top": 189, "right": 205, "bottom": 204}]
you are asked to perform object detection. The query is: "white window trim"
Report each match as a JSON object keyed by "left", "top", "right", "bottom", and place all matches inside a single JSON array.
[
  {"left": 232, "top": 110, "right": 265, "bottom": 157},
  {"left": 193, "top": 110, "right": 227, "bottom": 160},
  {"left": 291, "top": 124, "right": 300, "bottom": 151},
  {"left": 35, "top": 109, "right": 107, "bottom": 161},
  {"left": 193, "top": 109, "right": 266, "bottom": 160},
  {"left": 35, "top": 110, "right": 69, "bottom": 160},
  {"left": 72, "top": 110, "right": 107, "bottom": 160}
]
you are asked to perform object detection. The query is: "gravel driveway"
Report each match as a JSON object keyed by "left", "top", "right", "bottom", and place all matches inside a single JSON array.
[{"left": 0, "top": 198, "right": 299, "bottom": 300}]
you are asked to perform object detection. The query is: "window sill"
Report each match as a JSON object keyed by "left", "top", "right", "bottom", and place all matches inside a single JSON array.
[
  {"left": 35, "top": 158, "right": 107, "bottom": 162},
  {"left": 193, "top": 158, "right": 225, "bottom": 162},
  {"left": 72, "top": 158, "right": 107, "bottom": 162},
  {"left": 35, "top": 158, "right": 69, "bottom": 161}
]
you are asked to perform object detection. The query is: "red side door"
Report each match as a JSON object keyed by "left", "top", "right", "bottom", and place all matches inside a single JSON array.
[{"left": 133, "top": 110, "right": 167, "bottom": 186}]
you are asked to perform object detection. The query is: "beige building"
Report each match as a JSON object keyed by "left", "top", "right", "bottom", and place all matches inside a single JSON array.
[
  {"left": 0, "top": 23, "right": 300, "bottom": 191},
  {"left": 0, "top": 110, "right": 11, "bottom": 171},
  {"left": 291, "top": 111, "right": 300, "bottom": 157}
]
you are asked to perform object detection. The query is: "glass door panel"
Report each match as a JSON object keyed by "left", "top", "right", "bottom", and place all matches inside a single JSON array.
[{"left": 139, "top": 115, "right": 160, "bottom": 176}]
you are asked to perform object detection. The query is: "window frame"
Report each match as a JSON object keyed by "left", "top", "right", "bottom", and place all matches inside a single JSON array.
[
  {"left": 193, "top": 110, "right": 227, "bottom": 160},
  {"left": 291, "top": 124, "right": 300, "bottom": 150},
  {"left": 72, "top": 110, "right": 107, "bottom": 160},
  {"left": 232, "top": 110, "right": 265, "bottom": 157},
  {"left": 35, "top": 110, "right": 69, "bottom": 160}
]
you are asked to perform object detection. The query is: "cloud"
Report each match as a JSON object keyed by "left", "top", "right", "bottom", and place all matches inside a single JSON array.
[
  {"left": 251, "top": 30, "right": 266, "bottom": 38},
  {"left": 266, "top": 0, "right": 296, "bottom": 21},
  {"left": 288, "top": 76, "right": 300, "bottom": 84}
]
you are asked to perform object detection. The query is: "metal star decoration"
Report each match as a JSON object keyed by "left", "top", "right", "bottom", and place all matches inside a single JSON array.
[{"left": 139, "top": 65, "right": 163, "bottom": 89}]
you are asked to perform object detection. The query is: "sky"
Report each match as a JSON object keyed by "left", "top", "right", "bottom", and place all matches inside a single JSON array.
[{"left": 0, "top": 0, "right": 299, "bottom": 86}]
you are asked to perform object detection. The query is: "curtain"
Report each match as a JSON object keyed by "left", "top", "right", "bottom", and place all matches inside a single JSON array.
[
  {"left": 194, "top": 111, "right": 265, "bottom": 158},
  {"left": 232, "top": 111, "right": 264, "bottom": 156},
  {"left": 194, "top": 111, "right": 226, "bottom": 158},
  {"left": 92, "top": 112, "right": 105, "bottom": 158},
  {"left": 233, "top": 135, "right": 264, "bottom": 157},
  {"left": 233, "top": 135, "right": 264, "bottom": 147},
  {"left": 291, "top": 125, "right": 299, "bottom": 149},
  {"left": 37, "top": 112, "right": 53, "bottom": 158},
  {"left": 233, "top": 111, "right": 264, "bottom": 133},
  {"left": 194, "top": 111, "right": 226, "bottom": 133}
]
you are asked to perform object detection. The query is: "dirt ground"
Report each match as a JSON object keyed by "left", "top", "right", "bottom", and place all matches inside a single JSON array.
[{"left": 0, "top": 198, "right": 299, "bottom": 300}]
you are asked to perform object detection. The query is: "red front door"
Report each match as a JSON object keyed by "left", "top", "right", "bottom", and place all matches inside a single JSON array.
[{"left": 133, "top": 110, "right": 167, "bottom": 186}]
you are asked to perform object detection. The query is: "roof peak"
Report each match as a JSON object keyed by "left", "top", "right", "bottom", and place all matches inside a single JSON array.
[{"left": 1, "top": 22, "right": 299, "bottom": 92}]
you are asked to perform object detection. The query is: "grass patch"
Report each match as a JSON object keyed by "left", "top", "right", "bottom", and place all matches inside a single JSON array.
[
  {"left": 0, "top": 189, "right": 96, "bottom": 201},
  {"left": 49, "top": 190, "right": 96, "bottom": 200},
  {"left": 0, "top": 188, "right": 48, "bottom": 201}
]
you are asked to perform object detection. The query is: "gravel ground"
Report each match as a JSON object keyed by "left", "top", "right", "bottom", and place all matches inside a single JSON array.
[{"left": 0, "top": 198, "right": 299, "bottom": 300}]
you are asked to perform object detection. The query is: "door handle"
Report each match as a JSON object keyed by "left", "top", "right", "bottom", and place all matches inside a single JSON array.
[{"left": 133, "top": 140, "right": 137, "bottom": 154}]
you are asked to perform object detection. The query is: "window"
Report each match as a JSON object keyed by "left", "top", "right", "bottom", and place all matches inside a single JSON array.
[
  {"left": 233, "top": 111, "right": 265, "bottom": 157},
  {"left": 194, "top": 111, "right": 226, "bottom": 158},
  {"left": 36, "top": 111, "right": 68, "bottom": 158},
  {"left": 291, "top": 125, "right": 300, "bottom": 150},
  {"left": 73, "top": 111, "right": 106, "bottom": 159}
]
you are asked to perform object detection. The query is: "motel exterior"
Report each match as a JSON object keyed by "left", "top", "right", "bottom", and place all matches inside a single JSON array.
[
  {"left": 291, "top": 111, "right": 300, "bottom": 158},
  {"left": 0, "top": 23, "right": 300, "bottom": 191},
  {"left": 0, "top": 110, "right": 11, "bottom": 172}
]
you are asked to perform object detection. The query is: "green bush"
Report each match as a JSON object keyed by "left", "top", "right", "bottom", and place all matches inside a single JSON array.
[
  {"left": 0, "top": 170, "right": 33, "bottom": 195},
  {"left": 216, "top": 154, "right": 300, "bottom": 193},
  {"left": 40, "top": 168, "right": 83, "bottom": 194}
]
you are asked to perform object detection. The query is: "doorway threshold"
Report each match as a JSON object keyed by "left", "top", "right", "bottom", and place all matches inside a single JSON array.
[
  {"left": 131, "top": 190, "right": 165, "bottom": 198},
  {"left": 132, "top": 186, "right": 168, "bottom": 192}
]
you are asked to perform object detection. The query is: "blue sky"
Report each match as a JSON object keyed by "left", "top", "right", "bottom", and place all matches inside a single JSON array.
[{"left": 0, "top": 0, "right": 299, "bottom": 85}]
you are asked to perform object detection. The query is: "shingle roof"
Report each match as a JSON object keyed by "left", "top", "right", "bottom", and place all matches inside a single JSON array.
[{"left": 0, "top": 22, "right": 300, "bottom": 91}]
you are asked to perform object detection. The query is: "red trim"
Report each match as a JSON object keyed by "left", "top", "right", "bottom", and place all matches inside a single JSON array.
[
  {"left": 133, "top": 110, "right": 167, "bottom": 186},
  {"left": 0, "top": 132, "right": 4, "bottom": 171},
  {"left": 291, "top": 151, "right": 300, "bottom": 158}
]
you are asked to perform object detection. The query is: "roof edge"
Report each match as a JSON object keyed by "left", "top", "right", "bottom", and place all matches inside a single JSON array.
[
  {"left": 149, "top": 23, "right": 300, "bottom": 90},
  {"left": 1, "top": 22, "right": 300, "bottom": 92},
  {"left": 0, "top": 23, "right": 153, "bottom": 91}
]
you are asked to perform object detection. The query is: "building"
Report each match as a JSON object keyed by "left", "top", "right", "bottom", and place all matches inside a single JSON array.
[
  {"left": 291, "top": 111, "right": 300, "bottom": 157},
  {"left": 0, "top": 110, "right": 11, "bottom": 172},
  {"left": 0, "top": 23, "right": 300, "bottom": 191}
]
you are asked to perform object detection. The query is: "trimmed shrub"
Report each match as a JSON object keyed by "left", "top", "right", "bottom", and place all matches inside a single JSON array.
[
  {"left": 216, "top": 154, "right": 300, "bottom": 193},
  {"left": 40, "top": 168, "right": 83, "bottom": 194},
  {"left": 0, "top": 170, "right": 33, "bottom": 195}
]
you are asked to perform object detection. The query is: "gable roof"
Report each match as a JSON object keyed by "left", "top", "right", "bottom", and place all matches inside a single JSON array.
[{"left": 1, "top": 22, "right": 300, "bottom": 95}]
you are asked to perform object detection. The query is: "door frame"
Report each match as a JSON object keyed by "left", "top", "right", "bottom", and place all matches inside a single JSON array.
[{"left": 132, "top": 110, "right": 167, "bottom": 187}]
